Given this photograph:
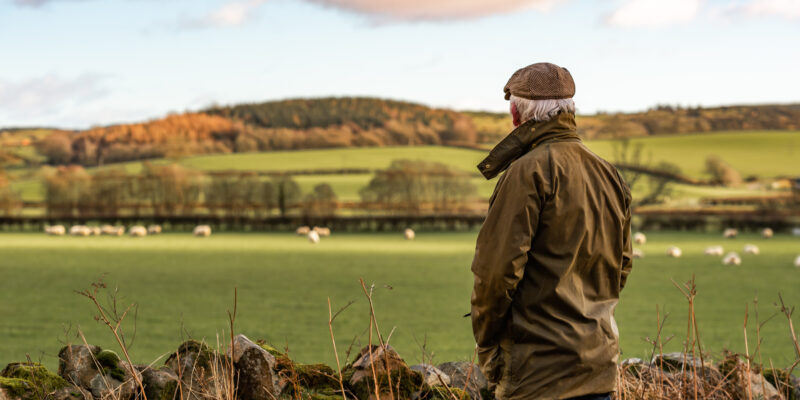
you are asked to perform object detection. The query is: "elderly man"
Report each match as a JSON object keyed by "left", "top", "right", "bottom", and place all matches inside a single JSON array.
[{"left": 471, "top": 63, "right": 633, "bottom": 400}]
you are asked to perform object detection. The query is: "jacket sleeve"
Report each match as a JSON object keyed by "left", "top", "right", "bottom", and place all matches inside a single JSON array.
[
  {"left": 620, "top": 185, "right": 633, "bottom": 291},
  {"left": 471, "top": 159, "right": 546, "bottom": 349}
]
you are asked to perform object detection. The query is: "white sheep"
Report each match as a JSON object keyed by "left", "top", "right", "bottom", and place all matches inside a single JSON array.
[
  {"left": 296, "top": 226, "right": 311, "bottom": 236},
  {"left": 112, "top": 226, "right": 125, "bottom": 236},
  {"left": 193, "top": 225, "right": 212, "bottom": 237},
  {"left": 632, "top": 248, "right": 644, "bottom": 259},
  {"left": 743, "top": 244, "right": 760, "bottom": 255},
  {"left": 308, "top": 230, "right": 320, "bottom": 244},
  {"left": 147, "top": 225, "right": 162, "bottom": 234},
  {"left": 89, "top": 226, "right": 102, "bottom": 236},
  {"left": 723, "top": 252, "right": 742, "bottom": 265},
  {"left": 45, "top": 225, "right": 66, "bottom": 236},
  {"left": 704, "top": 246, "right": 724, "bottom": 256},
  {"left": 633, "top": 232, "right": 647, "bottom": 245},
  {"left": 69, "top": 225, "right": 91, "bottom": 237},
  {"left": 666, "top": 246, "right": 682, "bottom": 258},
  {"left": 793, "top": 228, "right": 800, "bottom": 237},
  {"left": 762, "top": 228, "right": 774, "bottom": 239},
  {"left": 795, "top": 255, "right": 800, "bottom": 268},
  {"left": 101, "top": 225, "right": 116, "bottom": 235},
  {"left": 723, "top": 228, "right": 738, "bottom": 239},
  {"left": 404, "top": 228, "right": 415, "bottom": 240},
  {"left": 313, "top": 226, "right": 331, "bottom": 237},
  {"left": 129, "top": 226, "right": 147, "bottom": 237}
]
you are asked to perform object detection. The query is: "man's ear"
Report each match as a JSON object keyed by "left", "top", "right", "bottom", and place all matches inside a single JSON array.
[{"left": 511, "top": 102, "right": 521, "bottom": 127}]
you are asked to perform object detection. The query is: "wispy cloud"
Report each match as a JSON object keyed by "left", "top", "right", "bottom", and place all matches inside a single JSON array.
[
  {"left": 606, "top": 0, "right": 702, "bottom": 28},
  {"left": 181, "top": 0, "right": 269, "bottom": 29},
  {"left": 0, "top": 74, "right": 107, "bottom": 119},
  {"left": 303, "top": 0, "right": 565, "bottom": 21},
  {"left": 741, "top": 0, "right": 800, "bottom": 19}
]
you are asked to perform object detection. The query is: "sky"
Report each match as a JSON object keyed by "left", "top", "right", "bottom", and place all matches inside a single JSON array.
[{"left": 0, "top": 0, "right": 799, "bottom": 129}]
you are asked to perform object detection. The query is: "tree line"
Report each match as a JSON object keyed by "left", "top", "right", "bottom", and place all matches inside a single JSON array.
[{"left": 36, "top": 160, "right": 476, "bottom": 219}]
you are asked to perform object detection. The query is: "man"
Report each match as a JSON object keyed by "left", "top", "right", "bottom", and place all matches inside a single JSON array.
[{"left": 470, "top": 62, "right": 633, "bottom": 400}]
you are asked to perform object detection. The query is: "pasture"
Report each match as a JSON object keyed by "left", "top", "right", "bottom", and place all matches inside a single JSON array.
[{"left": 1, "top": 231, "right": 799, "bottom": 372}]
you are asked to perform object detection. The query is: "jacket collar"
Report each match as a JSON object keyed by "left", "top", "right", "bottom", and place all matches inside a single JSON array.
[{"left": 477, "top": 111, "right": 579, "bottom": 180}]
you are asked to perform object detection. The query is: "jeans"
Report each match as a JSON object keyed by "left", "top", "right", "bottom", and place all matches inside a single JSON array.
[{"left": 565, "top": 394, "right": 612, "bottom": 400}]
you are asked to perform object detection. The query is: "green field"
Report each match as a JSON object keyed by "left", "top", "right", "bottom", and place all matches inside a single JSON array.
[{"left": 2, "top": 231, "right": 799, "bottom": 372}]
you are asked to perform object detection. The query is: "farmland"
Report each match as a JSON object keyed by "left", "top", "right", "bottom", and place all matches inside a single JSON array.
[{"left": 1, "top": 231, "right": 799, "bottom": 372}]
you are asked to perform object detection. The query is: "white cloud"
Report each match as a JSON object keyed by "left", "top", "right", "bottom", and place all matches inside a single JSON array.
[
  {"left": 0, "top": 74, "right": 107, "bottom": 119},
  {"left": 179, "top": 0, "right": 269, "bottom": 29},
  {"left": 303, "top": 0, "right": 565, "bottom": 21},
  {"left": 607, "top": 0, "right": 702, "bottom": 28},
  {"left": 742, "top": 0, "right": 800, "bottom": 19}
]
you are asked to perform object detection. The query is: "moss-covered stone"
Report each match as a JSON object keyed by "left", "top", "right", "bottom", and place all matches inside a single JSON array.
[
  {"left": 422, "top": 386, "right": 471, "bottom": 400},
  {"left": 93, "top": 350, "right": 126, "bottom": 382},
  {"left": 1, "top": 362, "right": 71, "bottom": 394},
  {"left": 763, "top": 368, "right": 798, "bottom": 400},
  {"left": 349, "top": 367, "right": 424, "bottom": 400},
  {"left": 296, "top": 363, "right": 339, "bottom": 391},
  {"left": 0, "top": 376, "right": 33, "bottom": 399},
  {"left": 159, "top": 379, "right": 178, "bottom": 400}
]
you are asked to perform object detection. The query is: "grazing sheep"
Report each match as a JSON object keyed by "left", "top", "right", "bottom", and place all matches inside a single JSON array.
[
  {"left": 793, "top": 228, "right": 800, "bottom": 237},
  {"left": 89, "top": 226, "right": 102, "bottom": 236},
  {"left": 632, "top": 248, "right": 644, "bottom": 259},
  {"left": 404, "top": 228, "right": 415, "bottom": 240},
  {"left": 723, "top": 228, "right": 738, "bottom": 239},
  {"left": 147, "top": 225, "right": 162, "bottom": 234},
  {"left": 743, "top": 244, "right": 760, "bottom": 255},
  {"left": 633, "top": 232, "right": 647, "bottom": 245},
  {"left": 723, "top": 252, "right": 742, "bottom": 265},
  {"left": 666, "top": 246, "right": 682, "bottom": 258},
  {"left": 69, "top": 225, "right": 91, "bottom": 236},
  {"left": 193, "top": 225, "right": 212, "bottom": 237},
  {"left": 704, "top": 246, "right": 724, "bottom": 256},
  {"left": 296, "top": 226, "right": 311, "bottom": 236},
  {"left": 129, "top": 226, "right": 147, "bottom": 237},
  {"left": 795, "top": 255, "right": 800, "bottom": 268},
  {"left": 112, "top": 226, "right": 125, "bottom": 236},
  {"left": 308, "top": 230, "right": 320, "bottom": 244},
  {"left": 101, "top": 225, "right": 115, "bottom": 235},
  {"left": 762, "top": 228, "right": 774, "bottom": 239},
  {"left": 45, "top": 225, "right": 66, "bottom": 236},
  {"left": 313, "top": 226, "right": 331, "bottom": 237}
]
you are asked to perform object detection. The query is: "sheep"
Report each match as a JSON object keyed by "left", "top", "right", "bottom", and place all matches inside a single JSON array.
[
  {"left": 129, "top": 226, "right": 147, "bottom": 237},
  {"left": 762, "top": 228, "right": 774, "bottom": 239},
  {"left": 404, "top": 228, "right": 415, "bottom": 240},
  {"left": 112, "top": 226, "right": 125, "bottom": 236},
  {"left": 743, "top": 244, "right": 760, "bottom": 255},
  {"left": 45, "top": 225, "right": 66, "bottom": 236},
  {"left": 313, "top": 227, "right": 331, "bottom": 237},
  {"left": 723, "top": 228, "right": 738, "bottom": 239},
  {"left": 89, "top": 226, "right": 102, "bottom": 236},
  {"left": 101, "top": 225, "right": 116, "bottom": 235},
  {"left": 308, "top": 230, "right": 320, "bottom": 244},
  {"left": 793, "top": 228, "right": 800, "bottom": 237},
  {"left": 632, "top": 248, "right": 644, "bottom": 259},
  {"left": 666, "top": 246, "right": 682, "bottom": 258},
  {"left": 69, "top": 225, "right": 91, "bottom": 237},
  {"left": 193, "top": 225, "right": 212, "bottom": 237},
  {"left": 296, "top": 226, "right": 311, "bottom": 236},
  {"left": 633, "top": 232, "right": 646, "bottom": 245},
  {"left": 723, "top": 252, "right": 742, "bottom": 266},
  {"left": 147, "top": 225, "right": 162, "bottom": 234},
  {"left": 704, "top": 246, "right": 724, "bottom": 256},
  {"left": 795, "top": 255, "right": 800, "bottom": 268}
]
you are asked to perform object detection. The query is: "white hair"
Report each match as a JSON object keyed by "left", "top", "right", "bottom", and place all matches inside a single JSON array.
[{"left": 510, "top": 95, "right": 575, "bottom": 123}]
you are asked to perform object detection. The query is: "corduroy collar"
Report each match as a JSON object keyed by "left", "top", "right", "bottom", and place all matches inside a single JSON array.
[{"left": 477, "top": 111, "right": 579, "bottom": 180}]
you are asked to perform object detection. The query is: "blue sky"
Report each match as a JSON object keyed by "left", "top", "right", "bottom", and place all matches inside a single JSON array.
[{"left": 0, "top": 0, "right": 799, "bottom": 128}]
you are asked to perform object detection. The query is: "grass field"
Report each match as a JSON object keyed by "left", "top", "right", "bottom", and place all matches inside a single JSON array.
[{"left": 1, "top": 231, "right": 799, "bottom": 372}]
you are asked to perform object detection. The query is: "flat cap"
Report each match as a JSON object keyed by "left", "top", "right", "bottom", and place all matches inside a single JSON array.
[{"left": 503, "top": 62, "right": 575, "bottom": 101}]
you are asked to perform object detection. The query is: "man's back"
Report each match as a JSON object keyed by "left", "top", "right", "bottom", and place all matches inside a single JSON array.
[{"left": 471, "top": 113, "right": 632, "bottom": 400}]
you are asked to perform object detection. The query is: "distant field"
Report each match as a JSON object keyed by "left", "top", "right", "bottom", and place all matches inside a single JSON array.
[{"left": 1, "top": 231, "right": 800, "bottom": 372}]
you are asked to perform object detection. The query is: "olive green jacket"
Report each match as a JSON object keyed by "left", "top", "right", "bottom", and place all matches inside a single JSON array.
[{"left": 470, "top": 112, "right": 633, "bottom": 399}]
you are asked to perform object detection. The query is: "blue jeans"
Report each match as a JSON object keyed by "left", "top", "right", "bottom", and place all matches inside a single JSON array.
[{"left": 565, "top": 394, "right": 612, "bottom": 400}]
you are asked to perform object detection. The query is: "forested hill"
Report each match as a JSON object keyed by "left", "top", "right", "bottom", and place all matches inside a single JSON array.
[{"left": 22, "top": 98, "right": 800, "bottom": 167}]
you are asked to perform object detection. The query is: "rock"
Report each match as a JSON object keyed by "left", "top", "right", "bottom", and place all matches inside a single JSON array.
[
  {"left": 410, "top": 364, "right": 450, "bottom": 387},
  {"left": 762, "top": 368, "right": 799, "bottom": 400},
  {"left": 620, "top": 358, "right": 651, "bottom": 378},
  {"left": 1, "top": 362, "right": 71, "bottom": 394},
  {"left": 58, "top": 345, "right": 101, "bottom": 389},
  {"left": 137, "top": 365, "right": 178, "bottom": 400},
  {"left": 88, "top": 352, "right": 141, "bottom": 400},
  {"left": 229, "top": 334, "right": 280, "bottom": 400},
  {"left": 165, "top": 340, "right": 227, "bottom": 400},
  {"left": 437, "top": 361, "right": 487, "bottom": 400},
  {"left": 344, "top": 345, "right": 422, "bottom": 400},
  {"left": 652, "top": 352, "right": 713, "bottom": 375},
  {"left": 718, "top": 352, "right": 781, "bottom": 400},
  {"left": 50, "top": 387, "right": 92, "bottom": 400}
]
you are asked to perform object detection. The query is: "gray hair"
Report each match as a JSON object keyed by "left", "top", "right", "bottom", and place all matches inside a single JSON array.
[{"left": 510, "top": 95, "right": 575, "bottom": 123}]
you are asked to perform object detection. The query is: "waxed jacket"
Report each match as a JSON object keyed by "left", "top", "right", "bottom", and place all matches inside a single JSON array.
[{"left": 470, "top": 112, "right": 633, "bottom": 400}]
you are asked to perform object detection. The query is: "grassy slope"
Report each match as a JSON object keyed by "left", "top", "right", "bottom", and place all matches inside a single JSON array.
[{"left": 1, "top": 231, "right": 799, "bottom": 372}]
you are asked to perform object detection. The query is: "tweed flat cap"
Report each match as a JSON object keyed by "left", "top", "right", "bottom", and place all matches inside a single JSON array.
[{"left": 503, "top": 62, "right": 575, "bottom": 100}]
